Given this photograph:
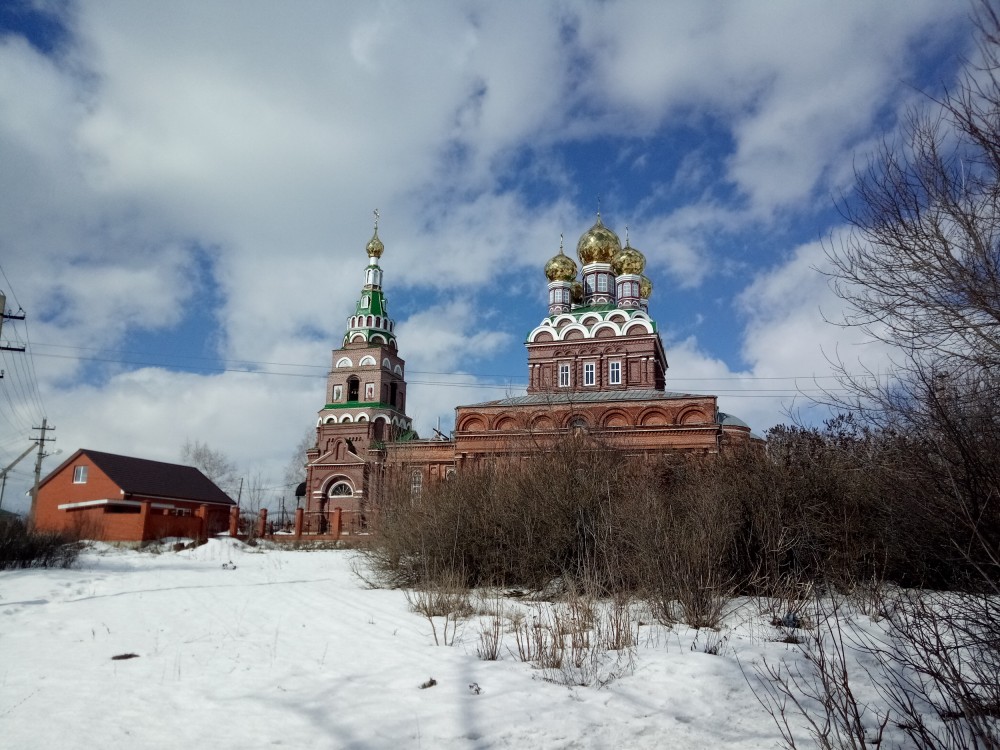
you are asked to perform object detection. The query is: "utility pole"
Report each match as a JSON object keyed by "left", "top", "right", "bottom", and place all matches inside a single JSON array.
[
  {"left": 0, "top": 291, "right": 26, "bottom": 355},
  {"left": 0, "top": 442, "right": 38, "bottom": 512},
  {"left": 28, "top": 418, "right": 55, "bottom": 527}
]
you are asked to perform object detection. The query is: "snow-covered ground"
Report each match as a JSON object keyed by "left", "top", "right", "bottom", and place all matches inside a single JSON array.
[{"left": 1, "top": 540, "right": 885, "bottom": 748}]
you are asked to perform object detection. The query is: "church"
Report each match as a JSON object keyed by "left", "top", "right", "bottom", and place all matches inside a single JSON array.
[{"left": 301, "top": 213, "right": 756, "bottom": 536}]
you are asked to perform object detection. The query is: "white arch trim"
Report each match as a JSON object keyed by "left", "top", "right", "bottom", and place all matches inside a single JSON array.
[
  {"left": 336, "top": 356, "right": 353, "bottom": 367},
  {"left": 591, "top": 321, "right": 624, "bottom": 337},
  {"left": 527, "top": 324, "right": 558, "bottom": 343},
  {"left": 623, "top": 319, "right": 655, "bottom": 334},
  {"left": 359, "top": 355, "right": 376, "bottom": 366}
]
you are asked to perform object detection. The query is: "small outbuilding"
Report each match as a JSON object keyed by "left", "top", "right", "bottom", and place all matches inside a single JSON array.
[{"left": 33, "top": 449, "right": 235, "bottom": 542}]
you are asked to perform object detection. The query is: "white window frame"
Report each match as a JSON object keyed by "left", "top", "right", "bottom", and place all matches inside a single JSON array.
[
  {"left": 597, "top": 274, "right": 608, "bottom": 292},
  {"left": 584, "top": 362, "right": 596, "bottom": 386},
  {"left": 410, "top": 469, "right": 423, "bottom": 499},
  {"left": 609, "top": 360, "right": 621, "bottom": 385},
  {"left": 558, "top": 363, "right": 571, "bottom": 387},
  {"left": 72, "top": 465, "right": 88, "bottom": 484}
]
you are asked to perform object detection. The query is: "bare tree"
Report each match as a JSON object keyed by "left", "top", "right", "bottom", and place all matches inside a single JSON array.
[
  {"left": 180, "top": 439, "right": 239, "bottom": 496},
  {"left": 824, "top": 0, "right": 1000, "bottom": 567},
  {"left": 828, "top": 3, "right": 1000, "bottom": 375},
  {"left": 283, "top": 428, "right": 314, "bottom": 490}
]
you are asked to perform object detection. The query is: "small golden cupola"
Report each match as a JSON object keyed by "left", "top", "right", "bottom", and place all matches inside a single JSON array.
[
  {"left": 614, "top": 227, "right": 646, "bottom": 310},
  {"left": 638, "top": 274, "right": 653, "bottom": 311},
  {"left": 545, "top": 235, "right": 578, "bottom": 315},
  {"left": 366, "top": 221, "right": 385, "bottom": 260}
]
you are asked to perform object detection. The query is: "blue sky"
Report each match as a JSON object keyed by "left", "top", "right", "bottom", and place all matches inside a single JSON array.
[{"left": 0, "top": 0, "right": 972, "bottom": 511}]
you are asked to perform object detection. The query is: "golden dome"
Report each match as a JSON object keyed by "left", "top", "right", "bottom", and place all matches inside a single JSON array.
[
  {"left": 612, "top": 243, "right": 645, "bottom": 276},
  {"left": 544, "top": 237, "right": 577, "bottom": 282},
  {"left": 576, "top": 214, "right": 622, "bottom": 265},
  {"left": 570, "top": 280, "right": 584, "bottom": 305},
  {"left": 366, "top": 228, "right": 384, "bottom": 259},
  {"left": 366, "top": 208, "right": 384, "bottom": 259},
  {"left": 639, "top": 274, "right": 653, "bottom": 299}
]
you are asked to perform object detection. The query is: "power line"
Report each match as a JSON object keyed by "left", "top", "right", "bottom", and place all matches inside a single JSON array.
[{"left": 26, "top": 341, "right": 879, "bottom": 387}]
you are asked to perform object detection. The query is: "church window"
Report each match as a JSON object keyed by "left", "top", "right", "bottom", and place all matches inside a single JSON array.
[
  {"left": 366, "top": 315, "right": 373, "bottom": 327},
  {"left": 347, "top": 377, "right": 359, "bottom": 401},
  {"left": 375, "top": 316, "right": 381, "bottom": 329},
  {"left": 609, "top": 361, "right": 621, "bottom": 385},
  {"left": 73, "top": 465, "right": 88, "bottom": 484},
  {"left": 330, "top": 482, "right": 352, "bottom": 497},
  {"left": 584, "top": 362, "right": 596, "bottom": 386},
  {"left": 597, "top": 274, "right": 608, "bottom": 292},
  {"left": 362, "top": 295, "right": 370, "bottom": 308},
  {"left": 559, "top": 363, "right": 571, "bottom": 387},
  {"left": 410, "top": 470, "right": 423, "bottom": 499},
  {"left": 585, "top": 275, "right": 595, "bottom": 293}
]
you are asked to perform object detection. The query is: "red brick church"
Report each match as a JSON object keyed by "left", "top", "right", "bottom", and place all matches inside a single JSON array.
[{"left": 301, "top": 213, "right": 756, "bottom": 534}]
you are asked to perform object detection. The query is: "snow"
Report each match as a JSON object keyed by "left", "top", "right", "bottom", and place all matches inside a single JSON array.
[{"left": 1, "top": 540, "right": 873, "bottom": 748}]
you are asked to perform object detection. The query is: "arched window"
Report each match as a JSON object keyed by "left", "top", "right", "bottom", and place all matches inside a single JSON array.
[
  {"left": 410, "top": 470, "right": 423, "bottom": 499},
  {"left": 347, "top": 376, "right": 359, "bottom": 402},
  {"left": 329, "top": 482, "right": 353, "bottom": 498}
]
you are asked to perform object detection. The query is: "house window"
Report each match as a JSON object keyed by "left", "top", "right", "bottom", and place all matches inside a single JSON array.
[
  {"left": 609, "top": 361, "right": 622, "bottom": 385},
  {"left": 584, "top": 362, "right": 596, "bottom": 386},
  {"left": 559, "top": 363, "right": 571, "bottom": 387},
  {"left": 73, "top": 465, "right": 88, "bottom": 484},
  {"left": 410, "top": 470, "right": 423, "bottom": 498}
]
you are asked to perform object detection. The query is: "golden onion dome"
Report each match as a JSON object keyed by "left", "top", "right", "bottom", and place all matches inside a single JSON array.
[
  {"left": 366, "top": 228, "right": 384, "bottom": 259},
  {"left": 612, "top": 243, "right": 645, "bottom": 276},
  {"left": 366, "top": 209, "right": 384, "bottom": 259},
  {"left": 639, "top": 274, "right": 653, "bottom": 299},
  {"left": 576, "top": 214, "right": 622, "bottom": 265},
  {"left": 570, "top": 280, "right": 584, "bottom": 305},
  {"left": 544, "top": 236, "right": 577, "bottom": 282}
]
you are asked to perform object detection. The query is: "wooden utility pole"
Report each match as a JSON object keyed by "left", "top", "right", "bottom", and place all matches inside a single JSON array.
[{"left": 28, "top": 418, "right": 55, "bottom": 527}]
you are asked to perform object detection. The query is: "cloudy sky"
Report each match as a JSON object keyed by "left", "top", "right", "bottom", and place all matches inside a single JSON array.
[{"left": 0, "top": 0, "right": 972, "bottom": 512}]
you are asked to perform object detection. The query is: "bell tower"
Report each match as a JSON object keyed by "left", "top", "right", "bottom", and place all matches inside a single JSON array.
[{"left": 303, "top": 212, "right": 412, "bottom": 530}]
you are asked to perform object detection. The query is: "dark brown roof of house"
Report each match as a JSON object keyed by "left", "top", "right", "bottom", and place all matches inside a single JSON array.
[{"left": 79, "top": 449, "right": 235, "bottom": 506}]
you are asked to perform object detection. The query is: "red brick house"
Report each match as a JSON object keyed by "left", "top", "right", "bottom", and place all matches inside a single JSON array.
[{"left": 33, "top": 449, "right": 235, "bottom": 542}]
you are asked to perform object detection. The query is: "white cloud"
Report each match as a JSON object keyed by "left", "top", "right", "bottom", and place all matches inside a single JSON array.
[{"left": 0, "top": 0, "right": 972, "bottom": 505}]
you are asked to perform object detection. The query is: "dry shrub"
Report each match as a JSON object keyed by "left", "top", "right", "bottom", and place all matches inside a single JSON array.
[
  {"left": 0, "top": 518, "right": 80, "bottom": 570},
  {"left": 405, "top": 570, "right": 471, "bottom": 646}
]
